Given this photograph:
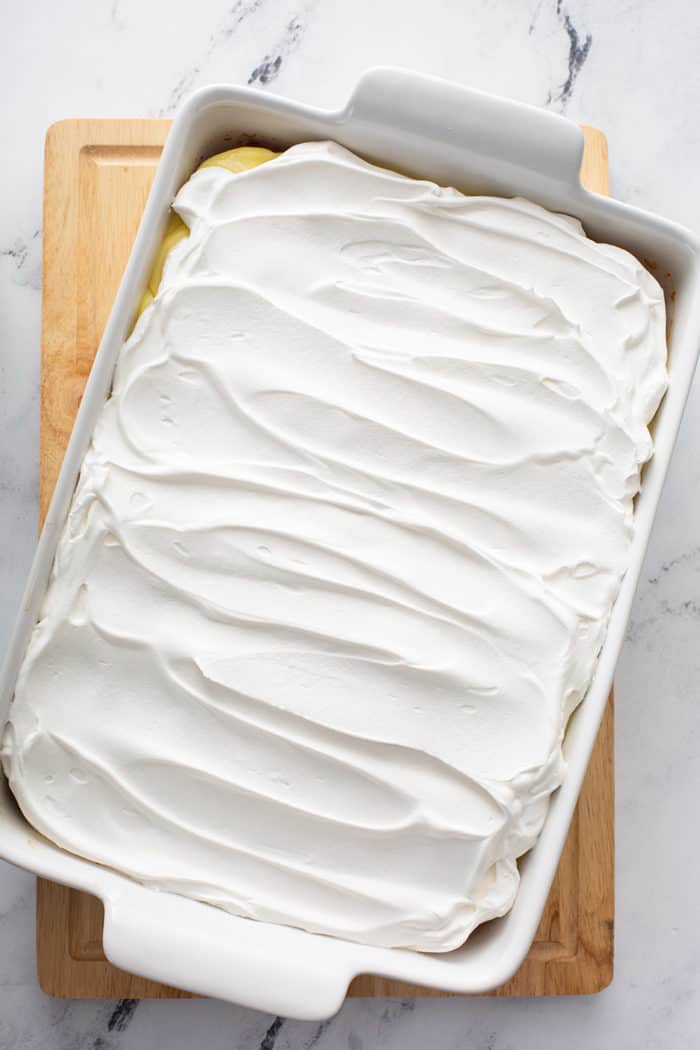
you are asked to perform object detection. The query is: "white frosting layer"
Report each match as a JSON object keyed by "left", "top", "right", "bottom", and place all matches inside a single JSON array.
[{"left": 2, "top": 142, "right": 668, "bottom": 950}]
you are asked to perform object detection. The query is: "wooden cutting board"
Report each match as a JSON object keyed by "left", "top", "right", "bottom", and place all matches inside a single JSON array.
[{"left": 37, "top": 119, "right": 613, "bottom": 1000}]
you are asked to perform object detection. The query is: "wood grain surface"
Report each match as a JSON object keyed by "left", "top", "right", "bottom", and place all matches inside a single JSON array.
[{"left": 37, "top": 120, "right": 614, "bottom": 999}]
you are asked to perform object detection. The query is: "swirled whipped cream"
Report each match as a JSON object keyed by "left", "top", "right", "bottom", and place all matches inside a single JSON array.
[{"left": 3, "top": 142, "right": 668, "bottom": 950}]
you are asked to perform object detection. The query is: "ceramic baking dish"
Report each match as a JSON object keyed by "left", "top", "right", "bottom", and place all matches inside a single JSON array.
[{"left": 1, "top": 68, "right": 699, "bottom": 1020}]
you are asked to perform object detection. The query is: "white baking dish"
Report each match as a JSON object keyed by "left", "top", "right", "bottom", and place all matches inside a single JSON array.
[{"left": 1, "top": 68, "right": 699, "bottom": 1020}]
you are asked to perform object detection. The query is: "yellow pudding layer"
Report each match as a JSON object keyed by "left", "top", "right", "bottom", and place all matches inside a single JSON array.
[{"left": 137, "top": 147, "right": 278, "bottom": 318}]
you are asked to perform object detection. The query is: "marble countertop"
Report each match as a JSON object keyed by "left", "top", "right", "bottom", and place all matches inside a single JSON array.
[{"left": 2, "top": 0, "right": 699, "bottom": 1046}]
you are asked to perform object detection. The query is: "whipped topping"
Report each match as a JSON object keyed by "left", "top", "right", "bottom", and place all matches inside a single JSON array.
[{"left": 2, "top": 142, "right": 668, "bottom": 951}]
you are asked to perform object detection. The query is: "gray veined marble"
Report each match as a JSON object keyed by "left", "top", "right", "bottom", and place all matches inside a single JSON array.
[{"left": 1, "top": 0, "right": 699, "bottom": 1047}]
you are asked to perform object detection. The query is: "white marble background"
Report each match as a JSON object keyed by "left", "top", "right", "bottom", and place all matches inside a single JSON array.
[{"left": 1, "top": 0, "right": 699, "bottom": 1046}]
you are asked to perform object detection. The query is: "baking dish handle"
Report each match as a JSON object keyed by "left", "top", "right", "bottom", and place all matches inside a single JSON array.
[
  {"left": 345, "top": 66, "right": 584, "bottom": 190},
  {"left": 102, "top": 885, "right": 355, "bottom": 1020}
]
